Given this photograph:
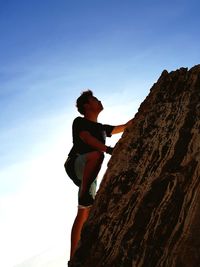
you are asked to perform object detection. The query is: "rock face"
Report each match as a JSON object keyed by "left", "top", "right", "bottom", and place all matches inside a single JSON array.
[{"left": 71, "top": 65, "right": 200, "bottom": 267}]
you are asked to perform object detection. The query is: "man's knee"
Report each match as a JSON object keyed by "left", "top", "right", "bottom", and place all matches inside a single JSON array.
[
  {"left": 87, "top": 151, "right": 104, "bottom": 163},
  {"left": 94, "top": 151, "right": 104, "bottom": 162}
]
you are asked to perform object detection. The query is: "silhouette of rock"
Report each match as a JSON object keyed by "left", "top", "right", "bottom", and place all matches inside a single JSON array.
[{"left": 71, "top": 65, "right": 200, "bottom": 267}]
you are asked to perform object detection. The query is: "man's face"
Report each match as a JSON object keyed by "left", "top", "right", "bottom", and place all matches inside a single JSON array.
[{"left": 87, "top": 96, "right": 103, "bottom": 113}]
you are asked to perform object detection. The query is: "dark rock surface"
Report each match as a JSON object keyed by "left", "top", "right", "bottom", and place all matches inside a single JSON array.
[{"left": 71, "top": 65, "right": 200, "bottom": 267}]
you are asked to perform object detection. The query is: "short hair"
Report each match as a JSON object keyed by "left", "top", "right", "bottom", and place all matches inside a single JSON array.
[{"left": 76, "top": 90, "right": 93, "bottom": 115}]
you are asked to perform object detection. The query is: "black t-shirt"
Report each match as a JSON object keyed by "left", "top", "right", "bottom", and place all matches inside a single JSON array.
[{"left": 68, "top": 117, "right": 114, "bottom": 156}]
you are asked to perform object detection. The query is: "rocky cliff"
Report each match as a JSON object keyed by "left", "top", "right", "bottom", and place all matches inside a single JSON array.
[{"left": 71, "top": 65, "right": 200, "bottom": 267}]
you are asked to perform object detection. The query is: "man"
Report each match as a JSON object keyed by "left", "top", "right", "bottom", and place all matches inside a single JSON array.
[{"left": 65, "top": 90, "right": 133, "bottom": 262}]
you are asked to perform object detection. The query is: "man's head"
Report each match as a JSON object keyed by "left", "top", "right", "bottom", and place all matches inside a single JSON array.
[{"left": 76, "top": 90, "right": 103, "bottom": 115}]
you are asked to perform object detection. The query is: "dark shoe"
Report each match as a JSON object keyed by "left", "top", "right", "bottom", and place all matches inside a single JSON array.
[{"left": 79, "top": 192, "right": 94, "bottom": 207}]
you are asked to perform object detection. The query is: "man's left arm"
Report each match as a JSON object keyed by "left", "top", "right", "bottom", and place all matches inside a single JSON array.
[{"left": 111, "top": 118, "right": 134, "bottom": 134}]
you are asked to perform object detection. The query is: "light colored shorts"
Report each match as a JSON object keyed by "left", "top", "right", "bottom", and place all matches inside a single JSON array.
[{"left": 74, "top": 153, "right": 97, "bottom": 204}]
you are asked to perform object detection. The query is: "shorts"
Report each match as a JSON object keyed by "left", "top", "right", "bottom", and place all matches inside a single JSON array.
[
  {"left": 65, "top": 153, "right": 98, "bottom": 207},
  {"left": 74, "top": 153, "right": 97, "bottom": 201}
]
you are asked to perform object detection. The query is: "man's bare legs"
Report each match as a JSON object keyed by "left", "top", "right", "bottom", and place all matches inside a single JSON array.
[
  {"left": 80, "top": 151, "right": 104, "bottom": 198},
  {"left": 70, "top": 151, "right": 104, "bottom": 259},
  {"left": 70, "top": 207, "right": 91, "bottom": 259}
]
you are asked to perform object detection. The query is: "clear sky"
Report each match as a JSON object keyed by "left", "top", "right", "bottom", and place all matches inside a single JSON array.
[{"left": 0, "top": 0, "right": 199, "bottom": 266}]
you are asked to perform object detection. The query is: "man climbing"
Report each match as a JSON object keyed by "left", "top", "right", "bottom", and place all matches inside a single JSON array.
[{"left": 64, "top": 90, "right": 133, "bottom": 263}]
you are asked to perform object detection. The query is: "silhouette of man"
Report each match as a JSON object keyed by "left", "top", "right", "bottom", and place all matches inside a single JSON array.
[{"left": 65, "top": 90, "right": 133, "bottom": 262}]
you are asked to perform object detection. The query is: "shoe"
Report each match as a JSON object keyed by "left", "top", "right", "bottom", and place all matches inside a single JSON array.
[{"left": 79, "top": 192, "right": 94, "bottom": 207}]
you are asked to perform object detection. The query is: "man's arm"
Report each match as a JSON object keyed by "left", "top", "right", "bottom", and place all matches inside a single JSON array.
[
  {"left": 79, "top": 131, "right": 108, "bottom": 153},
  {"left": 111, "top": 118, "right": 134, "bottom": 134}
]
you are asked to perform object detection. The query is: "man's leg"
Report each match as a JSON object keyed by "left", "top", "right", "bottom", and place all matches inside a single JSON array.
[
  {"left": 70, "top": 151, "right": 104, "bottom": 260},
  {"left": 70, "top": 207, "right": 91, "bottom": 259},
  {"left": 80, "top": 151, "right": 104, "bottom": 198}
]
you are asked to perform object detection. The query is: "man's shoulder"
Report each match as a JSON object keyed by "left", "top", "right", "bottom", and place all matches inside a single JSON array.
[
  {"left": 73, "top": 117, "right": 104, "bottom": 129},
  {"left": 73, "top": 116, "right": 100, "bottom": 124},
  {"left": 73, "top": 116, "right": 84, "bottom": 124},
  {"left": 73, "top": 117, "right": 89, "bottom": 130}
]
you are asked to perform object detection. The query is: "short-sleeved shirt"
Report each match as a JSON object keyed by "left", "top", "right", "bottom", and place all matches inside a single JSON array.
[{"left": 68, "top": 117, "right": 114, "bottom": 157}]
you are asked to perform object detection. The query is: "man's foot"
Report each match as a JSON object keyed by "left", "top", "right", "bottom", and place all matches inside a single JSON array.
[{"left": 79, "top": 192, "right": 94, "bottom": 207}]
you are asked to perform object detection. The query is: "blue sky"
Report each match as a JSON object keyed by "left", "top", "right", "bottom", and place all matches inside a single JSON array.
[{"left": 0, "top": 0, "right": 200, "bottom": 266}]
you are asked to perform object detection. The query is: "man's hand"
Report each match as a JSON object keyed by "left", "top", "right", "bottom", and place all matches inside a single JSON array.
[
  {"left": 111, "top": 118, "right": 134, "bottom": 135},
  {"left": 125, "top": 118, "right": 134, "bottom": 128},
  {"left": 106, "top": 146, "right": 114, "bottom": 155}
]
